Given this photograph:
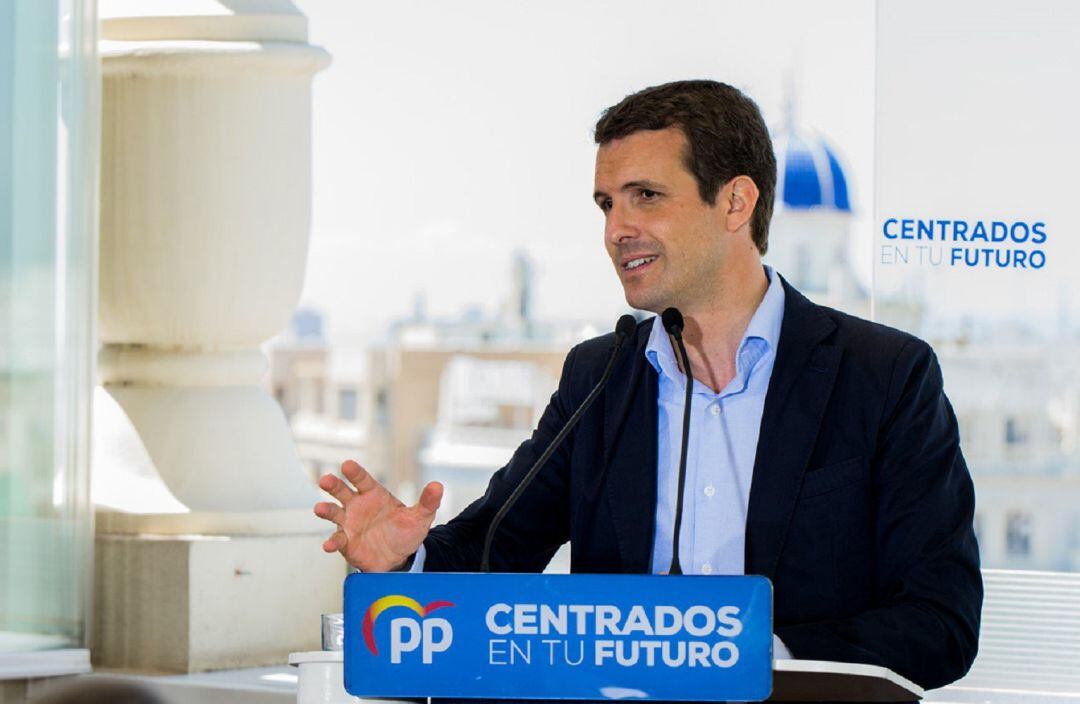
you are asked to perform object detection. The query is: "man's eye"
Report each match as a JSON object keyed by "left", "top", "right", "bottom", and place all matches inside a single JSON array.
[
  {"left": 640, "top": 189, "right": 659, "bottom": 200},
  {"left": 599, "top": 198, "right": 613, "bottom": 212}
]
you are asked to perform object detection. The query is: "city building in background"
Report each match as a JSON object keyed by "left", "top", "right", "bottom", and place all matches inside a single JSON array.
[
  {"left": 267, "top": 251, "right": 596, "bottom": 572},
  {"left": 935, "top": 331, "right": 1080, "bottom": 570},
  {"left": 766, "top": 83, "right": 866, "bottom": 316},
  {"left": 269, "top": 251, "right": 596, "bottom": 502}
]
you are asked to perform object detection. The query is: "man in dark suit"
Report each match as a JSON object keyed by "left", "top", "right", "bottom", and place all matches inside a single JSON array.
[{"left": 314, "top": 80, "right": 982, "bottom": 691}]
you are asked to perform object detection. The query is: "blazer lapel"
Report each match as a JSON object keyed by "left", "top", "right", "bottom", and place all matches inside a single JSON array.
[
  {"left": 745, "top": 280, "right": 841, "bottom": 579},
  {"left": 602, "top": 319, "right": 659, "bottom": 573}
]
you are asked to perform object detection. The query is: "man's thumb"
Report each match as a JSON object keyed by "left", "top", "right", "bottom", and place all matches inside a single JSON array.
[{"left": 417, "top": 481, "right": 443, "bottom": 518}]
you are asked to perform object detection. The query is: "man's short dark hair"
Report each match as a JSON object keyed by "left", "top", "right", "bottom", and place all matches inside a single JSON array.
[{"left": 594, "top": 80, "right": 777, "bottom": 255}]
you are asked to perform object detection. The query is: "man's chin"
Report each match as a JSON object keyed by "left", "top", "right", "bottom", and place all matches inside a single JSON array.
[{"left": 623, "top": 290, "right": 666, "bottom": 315}]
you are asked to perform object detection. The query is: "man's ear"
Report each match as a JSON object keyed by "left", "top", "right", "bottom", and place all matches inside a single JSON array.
[{"left": 724, "top": 176, "right": 760, "bottom": 234}]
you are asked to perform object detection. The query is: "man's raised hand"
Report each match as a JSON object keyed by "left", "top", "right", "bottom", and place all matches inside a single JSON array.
[{"left": 314, "top": 459, "right": 443, "bottom": 572}]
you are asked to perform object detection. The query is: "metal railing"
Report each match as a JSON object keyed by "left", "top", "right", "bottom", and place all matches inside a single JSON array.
[{"left": 929, "top": 569, "right": 1080, "bottom": 703}]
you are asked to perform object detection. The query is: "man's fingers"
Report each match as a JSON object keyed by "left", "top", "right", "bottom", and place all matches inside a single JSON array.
[
  {"left": 317, "top": 473, "right": 355, "bottom": 505},
  {"left": 416, "top": 481, "right": 444, "bottom": 518},
  {"left": 313, "top": 501, "right": 345, "bottom": 526},
  {"left": 341, "top": 460, "right": 379, "bottom": 494},
  {"left": 322, "top": 530, "right": 347, "bottom": 553}
]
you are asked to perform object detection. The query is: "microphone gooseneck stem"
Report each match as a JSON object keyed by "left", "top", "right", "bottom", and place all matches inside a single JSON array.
[
  {"left": 668, "top": 329, "right": 693, "bottom": 576},
  {"left": 480, "top": 318, "right": 634, "bottom": 573}
]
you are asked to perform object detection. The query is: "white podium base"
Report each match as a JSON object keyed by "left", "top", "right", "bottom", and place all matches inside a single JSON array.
[{"left": 289, "top": 651, "right": 359, "bottom": 704}]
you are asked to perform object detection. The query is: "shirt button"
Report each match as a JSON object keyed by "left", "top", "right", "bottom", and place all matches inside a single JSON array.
[
  {"left": 701, "top": 563, "right": 713, "bottom": 575},
  {"left": 710, "top": 404, "right": 721, "bottom": 416},
  {"left": 704, "top": 485, "right": 716, "bottom": 498}
]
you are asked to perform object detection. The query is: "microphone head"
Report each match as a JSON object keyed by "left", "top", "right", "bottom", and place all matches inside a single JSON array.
[
  {"left": 614, "top": 314, "right": 637, "bottom": 344},
  {"left": 661, "top": 307, "right": 684, "bottom": 336}
]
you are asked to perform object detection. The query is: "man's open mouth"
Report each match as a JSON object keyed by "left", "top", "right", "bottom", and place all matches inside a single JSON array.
[{"left": 623, "top": 256, "right": 658, "bottom": 271}]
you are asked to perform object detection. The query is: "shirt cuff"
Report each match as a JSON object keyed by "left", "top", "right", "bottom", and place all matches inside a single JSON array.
[
  {"left": 773, "top": 633, "right": 793, "bottom": 660},
  {"left": 406, "top": 543, "right": 426, "bottom": 572}
]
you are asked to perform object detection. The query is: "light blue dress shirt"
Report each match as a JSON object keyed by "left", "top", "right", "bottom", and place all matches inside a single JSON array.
[{"left": 647, "top": 265, "right": 785, "bottom": 578}]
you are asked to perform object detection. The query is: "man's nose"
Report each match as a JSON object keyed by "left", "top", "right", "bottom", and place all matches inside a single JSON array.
[{"left": 605, "top": 202, "right": 640, "bottom": 245}]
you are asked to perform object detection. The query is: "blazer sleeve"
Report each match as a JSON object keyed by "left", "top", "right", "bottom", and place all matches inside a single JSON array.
[
  {"left": 420, "top": 344, "right": 581, "bottom": 572},
  {"left": 776, "top": 338, "right": 983, "bottom": 691}
]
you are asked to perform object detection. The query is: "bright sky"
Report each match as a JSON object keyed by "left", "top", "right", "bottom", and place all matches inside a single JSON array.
[{"left": 293, "top": 0, "right": 876, "bottom": 349}]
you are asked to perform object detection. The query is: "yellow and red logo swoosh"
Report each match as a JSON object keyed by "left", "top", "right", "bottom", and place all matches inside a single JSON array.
[{"left": 362, "top": 595, "right": 455, "bottom": 655}]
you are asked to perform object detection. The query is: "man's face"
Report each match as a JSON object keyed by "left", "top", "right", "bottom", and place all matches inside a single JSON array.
[{"left": 593, "top": 127, "right": 728, "bottom": 314}]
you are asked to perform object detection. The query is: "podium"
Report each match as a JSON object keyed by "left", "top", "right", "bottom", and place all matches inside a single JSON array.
[{"left": 288, "top": 573, "right": 924, "bottom": 703}]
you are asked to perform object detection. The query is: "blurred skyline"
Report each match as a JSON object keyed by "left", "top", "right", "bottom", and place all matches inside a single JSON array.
[{"left": 293, "top": 0, "right": 876, "bottom": 348}]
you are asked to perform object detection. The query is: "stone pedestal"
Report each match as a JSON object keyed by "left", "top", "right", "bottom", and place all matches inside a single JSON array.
[
  {"left": 92, "top": 0, "right": 339, "bottom": 672},
  {"left": 93, "top": 532, "right": 345, "bottom": 673}
]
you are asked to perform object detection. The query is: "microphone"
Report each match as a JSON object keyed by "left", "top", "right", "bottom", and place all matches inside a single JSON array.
[
  {"left": 661, "top": 307, "right": 692, "bottom": 576},
  {"left": 480, "top": 314, "right": 638, "bottom": 573}
]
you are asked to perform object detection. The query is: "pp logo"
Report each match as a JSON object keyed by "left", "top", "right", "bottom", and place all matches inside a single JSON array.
[{"left": 362, "top": 595, "right": 455, "bottom": 664}]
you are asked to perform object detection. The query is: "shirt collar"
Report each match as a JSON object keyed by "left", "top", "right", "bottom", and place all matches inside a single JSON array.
[{"left": 645, "top": 265, "right": 786, "bottom": 386}]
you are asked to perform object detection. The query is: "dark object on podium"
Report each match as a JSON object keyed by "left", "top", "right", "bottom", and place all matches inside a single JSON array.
[{"left": 769, "top": 659, "right": 924, "bottom": 702}]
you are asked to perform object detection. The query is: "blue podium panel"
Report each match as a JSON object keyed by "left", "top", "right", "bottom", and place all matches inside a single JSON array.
[{"left": 343, "top": 573, "right": 773, "bottom": 701}]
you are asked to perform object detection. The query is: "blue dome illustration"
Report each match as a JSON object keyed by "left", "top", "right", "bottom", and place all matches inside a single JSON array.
[{"left": 772, "top": 103, "right": 852, "bottom": 213}]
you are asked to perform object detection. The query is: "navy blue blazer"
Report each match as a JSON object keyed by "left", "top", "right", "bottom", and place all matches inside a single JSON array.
[{"left": 424, "top": 278, "right": 982, "bottom": 690}]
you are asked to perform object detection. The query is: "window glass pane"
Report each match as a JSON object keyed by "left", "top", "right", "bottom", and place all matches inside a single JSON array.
[
  {"left": 877, "top": 3, "right": 1080, "bottom": 696},
  {"left": 0, "top": 0, "right": 96, "bottom": 653},
  {"left": 338, "top": 388, "right": 357, "bottom": 421},
  {"left": 876, "top": 1, "right": 1080, "bottom": 575}
]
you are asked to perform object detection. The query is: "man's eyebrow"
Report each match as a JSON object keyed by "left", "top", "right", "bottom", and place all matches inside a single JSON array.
[
  {"left": 620, "top": 179, "right": 666, "bottom": 192},
  {"left": 593, "top": 180, "right": 666, "bottom": 202}
]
